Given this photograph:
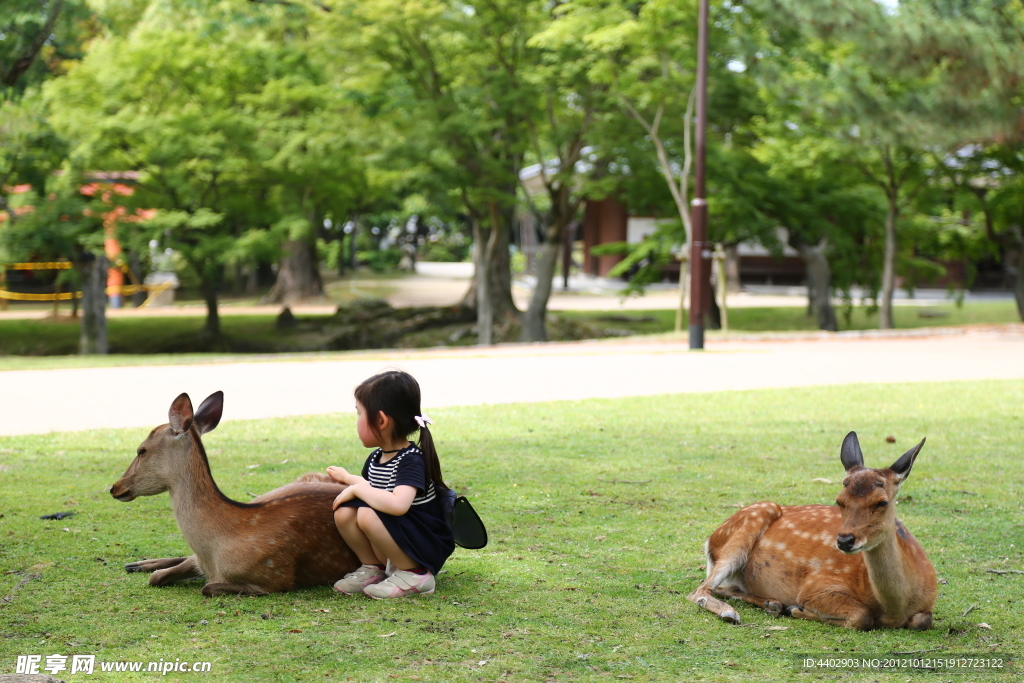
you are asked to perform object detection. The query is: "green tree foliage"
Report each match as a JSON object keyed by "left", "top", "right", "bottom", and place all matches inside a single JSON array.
[
  {"left": 46, "top": 27, "right": 261, "bottom": 334},
  {"left": 44, "top": 8, "right": 369, "bottom": 333},
  {"left": 559, "top": 0, "right": 777, "bottom": 318},
  {"left": 764, "top": 0, "right": 1024, "bottom": 326},
  {"left": 319, "top": 0, "right": 541, "bottom": 343}
]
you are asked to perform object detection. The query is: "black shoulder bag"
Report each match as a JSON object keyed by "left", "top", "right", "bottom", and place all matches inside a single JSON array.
[{"left": 440, "top": 488, "right": 488, "bottom": 549}]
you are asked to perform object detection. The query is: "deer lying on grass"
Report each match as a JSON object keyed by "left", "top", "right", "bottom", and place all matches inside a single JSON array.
[
  {"left": 110, "top": 391, "right": 359, "bottom": 596},
  {"left": 688, "top": 432, "right": 936, "bottom": 630}
]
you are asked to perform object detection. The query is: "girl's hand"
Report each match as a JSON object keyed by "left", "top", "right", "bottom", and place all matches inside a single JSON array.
[
  {"left": 332, "top": 485, "right": 357, "bottom": 510},
  {"left": 326, "top": 467, "right": 368, "bottom": 487},
  {"left": 326, "top": 466, "right": 349, "bottom": 484}
]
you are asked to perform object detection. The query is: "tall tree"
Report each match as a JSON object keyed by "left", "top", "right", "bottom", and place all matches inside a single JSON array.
[
  {"left": 766, "top": 0, "right": 1024, "bottom": 327},
  {"left": 320, "top": 0, "right": 539, "bottom": 343},
  {"left": 516, "top": 4, "right": 609, "bottom": 342},
  {"left": 253, "top": 58, "right": 369, "bottom": 303},
  {"left": 46, "top": 25, "right": 313, "bottom": 335}
]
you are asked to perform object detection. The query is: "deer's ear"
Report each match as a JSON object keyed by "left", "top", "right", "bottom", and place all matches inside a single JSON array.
[
  {"left": 890, "top": 437, "right": 925, "bottom": 484},
  {"left": 168, "top": 393, "right": 194, "bottom": 435},
  {"left": 194, "top": 391, "right": 224, "bottom": 435},
  {"left": 840, "top": 431, "right": 864, "bottom": 472}
]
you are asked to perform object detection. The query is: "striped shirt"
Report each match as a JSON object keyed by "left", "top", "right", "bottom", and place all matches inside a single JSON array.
[{"left": 363, "top": 444, "right": 436, "bottom": 506}]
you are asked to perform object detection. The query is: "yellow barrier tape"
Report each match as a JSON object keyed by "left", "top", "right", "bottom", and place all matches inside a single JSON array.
[
  {"left": 4, "top": 261, "right": 73, "bottom": 270},
  {"left": 0, "top": 289, "right": 81, "bottom": 301},
  {"left": 107, "top": 284, "right": 150, "bottom": 296},
  {"left": 1, "top": 285, "right": 153, "bottom": 301},
  {"left": 138, "top": 280, "right": 173, "bottom": 308}
]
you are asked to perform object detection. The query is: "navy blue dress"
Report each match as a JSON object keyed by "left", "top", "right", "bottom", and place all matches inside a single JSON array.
[{"left": 340, "top": 444, "right": 455, "bottom": 576}]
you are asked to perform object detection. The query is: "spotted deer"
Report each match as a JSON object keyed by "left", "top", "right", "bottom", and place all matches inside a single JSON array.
[
  {"left": 687, "top": 432, "right": 936, "bottom": 630},
  {"left": 110, "top": 391, "right": 359, "bottom": 596}
]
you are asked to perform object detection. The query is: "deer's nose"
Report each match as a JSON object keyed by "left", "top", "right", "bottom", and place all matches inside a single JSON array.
[{"left": 836, "top": 534, "right": 856, "bottom": 552}]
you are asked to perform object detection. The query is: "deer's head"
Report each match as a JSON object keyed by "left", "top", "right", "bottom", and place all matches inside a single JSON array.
[
  {"left": 834, "top": 431, "right": 925, "bottom": 554},
  {"left": 110, "top": 391, "right": 224, "bottom": 502}
]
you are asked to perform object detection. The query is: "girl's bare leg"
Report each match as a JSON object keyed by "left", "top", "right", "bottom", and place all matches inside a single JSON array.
[
  {"left": 334, "top": 507, "right": 380, "bottom": 566},
  {"left": 356, "top": 506, "right": 419, "bottom": 571}
]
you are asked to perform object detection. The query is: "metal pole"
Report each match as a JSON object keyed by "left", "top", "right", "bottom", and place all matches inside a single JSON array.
[{"left": 688, "top": 0, "right": 710, "bottom": 350}]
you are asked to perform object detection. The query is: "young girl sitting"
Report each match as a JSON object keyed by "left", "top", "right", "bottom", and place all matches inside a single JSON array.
[{"left": 327, "top": 370, "right": 455, "bottom": 598}]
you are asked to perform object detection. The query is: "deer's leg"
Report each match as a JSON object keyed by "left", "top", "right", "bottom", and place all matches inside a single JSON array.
[
  {"left": 125, "top": 556, "right": 191, "bottom": 573},
  {"left": 715, "top": 585, "right": 787, "bottom": 617},
  {"left": 201, "top": 582, "right": 270, "bottom": 597},
  {"left": 689, "top": 503, "right": 782, "bottom": 624},
  {"left": 906, "top": 611, "right": 932, "bottom": 631},
  {"left": 149, "top": 556, "right": 202, "bottom": 587},
  {"left": 790, "top": 592, "right": 875, "bottom": 630},
  {"left": 687, "top": 580, "right": 741, "bottom": 624}
]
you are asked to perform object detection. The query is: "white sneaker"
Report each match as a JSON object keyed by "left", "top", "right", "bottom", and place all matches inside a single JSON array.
[
  {"left": 363, "top": 569, "right": 435, "bottom": 599},
  {"left": 333, "top": 564, "right": 386, "bottom": 595}
]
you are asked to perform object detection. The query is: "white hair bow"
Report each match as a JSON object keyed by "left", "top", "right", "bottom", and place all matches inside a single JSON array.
[{"left": 414, "top": 414, "right": 433, "bottom": 428}]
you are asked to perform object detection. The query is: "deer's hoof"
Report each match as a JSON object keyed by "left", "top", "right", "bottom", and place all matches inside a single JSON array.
[
  {"left": 764, "top": 600, "right": 783, "bottom": 617},
  {"left": 125, "top": 562, "right": 145, "bottom": 573},
  {"left": 719, "top": 609, "right": 741, "bottom": 624},
  {"left": 783, "top": 605, "right": 799, "bottom": 617}
]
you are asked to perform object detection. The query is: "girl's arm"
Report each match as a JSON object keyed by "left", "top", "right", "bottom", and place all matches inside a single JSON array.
[
  {"left": 332, "top": 483, "right": 417, "bottom": 515},
  {"left": 326, "top": 466, "right": 367, "bottom": 486}
]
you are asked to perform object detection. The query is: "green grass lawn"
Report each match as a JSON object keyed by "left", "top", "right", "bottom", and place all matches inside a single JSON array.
[
  {"left": 1, "top": 380, "right": 1022, "bottom": 681},
  {"left": 564, "top": 299, "right": 1022, "bottom": 336}
]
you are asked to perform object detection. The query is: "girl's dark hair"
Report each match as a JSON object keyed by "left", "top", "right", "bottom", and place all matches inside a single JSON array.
[{"left": 354, "top": 370, "right": 447, "bottom": 490}]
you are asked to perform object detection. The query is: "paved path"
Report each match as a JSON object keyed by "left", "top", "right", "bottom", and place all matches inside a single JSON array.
[{"left": 1, "top": 327, "right": 1021, "bottom": 436}]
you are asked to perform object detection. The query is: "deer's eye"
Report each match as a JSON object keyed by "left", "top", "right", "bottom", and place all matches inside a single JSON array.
[
  {"left": 874, "top": 500, "right": 888, "bottom": 509},
  {"left": 835, "top": 500, "right": 845, "bottom": 509},
  {"left": 137, "top": 448, "right": 147, "bottom": 457}
]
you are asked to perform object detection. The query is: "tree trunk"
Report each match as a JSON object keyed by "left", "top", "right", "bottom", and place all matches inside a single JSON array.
[
  {"left": 520, "top": 184, "right": 575, "bottom": 342},
  {"left": 265, "top": 237, "right": 324, "bottom": 304},
  {"left": 245, "top": 262, "right": 258, "bottom": 296},
  {"left": 472, "top": 215, "right": 498, "bottom": 346},
  {"left": 1014, "top": 240, "right": 1024, "bottom": 322},
  {"left": 78, "top": 254, "right": 108, "bottom": 355},
  {"left": 880, "top": 194, "right": 898, "bottom": 330},
  {"left": 129, "top": 251, "right": 147, "bottom": 307},
  {"left": 202, "top": 279, "right": 220, "bottom": 336},
  {"left": 461, "top": 212, "right": 517, "bottom": 321},
  {"left": 724, "top": 243, "right": 741, "bottom": 293},
  {"left": 519, "top": 236, "right": 560, "bottom": 342},
  {"left": 1, "top": 0, "right": 63, "bottom": 87},
  {"left": 799, "top": 240, "right": 838, "bottom": 332},
  {"left": 232, "top": 261, "right": 244, "bottom": 298},
  {"left": 336, "top": 234, "right": 346, "bottom": 276}
]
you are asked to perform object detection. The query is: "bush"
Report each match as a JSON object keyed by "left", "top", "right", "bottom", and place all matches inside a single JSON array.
[
  {"left": 358, "top": 248, "right": 403, "bottom": 272},
  {"left": 418, "top": 232, "right": 471, "bottom": 262}
]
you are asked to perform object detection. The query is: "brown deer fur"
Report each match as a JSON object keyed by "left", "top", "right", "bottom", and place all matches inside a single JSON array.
[
  {"left": 687, "top": 432, "right": 936, "bottom": 630},
  {"left": 110, "top": 391, "right": 359, "bottom": 596}
]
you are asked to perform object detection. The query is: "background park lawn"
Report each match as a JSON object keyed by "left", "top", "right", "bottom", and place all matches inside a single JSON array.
[
  {"left": 1, "top": 379, "right": 1022, "bottom": 682},
  {"left": 0, "top": 299, "right": 1019, "bottom": 363}
]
